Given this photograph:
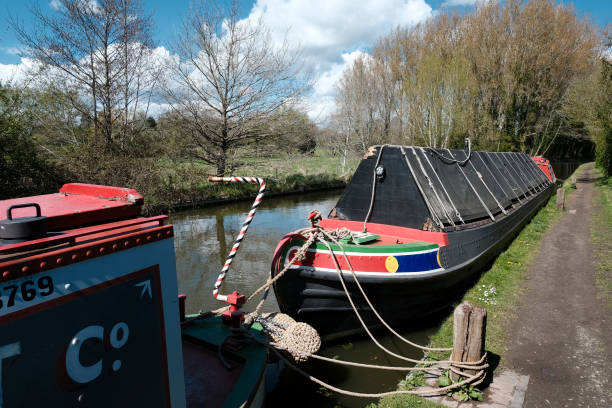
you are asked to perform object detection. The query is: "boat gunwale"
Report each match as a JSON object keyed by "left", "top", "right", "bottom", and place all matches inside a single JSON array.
[{"left": 274, "top": 182, "right": 555, "bottom": 283}]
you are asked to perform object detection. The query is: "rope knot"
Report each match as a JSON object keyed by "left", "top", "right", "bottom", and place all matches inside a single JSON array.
[{"left": 307, "top": 209, "right": 322, "bottom": 227}]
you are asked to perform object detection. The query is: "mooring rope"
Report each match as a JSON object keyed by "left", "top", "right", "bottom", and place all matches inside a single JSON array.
[
  {"left": 208, "top": 176, "right": 265, "bottom": 303},
  {"left": 214, "top": 219, "right": 487, "bottom": 399},
  {"left": 237, "top": 328, "right": 487, "bottom": 398},
  {"left": 204, "top": 175, "right": 488, "bottom": 398},
  {"left": 429, "top": 138, "right": 472, "bottom": 166},
  {"left": 363, "top": 144, "right": 387, "bottom": 233},
  {"left": 316, "top": 228, "right": 454, "bottom": 355}
]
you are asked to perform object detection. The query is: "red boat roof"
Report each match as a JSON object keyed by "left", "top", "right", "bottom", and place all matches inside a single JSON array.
[
  {"left": 0, "top": 183, "right": 143, "bottom": 231},
  {"left": 0, "top": 184, "right": 171, "bottom": 283}
]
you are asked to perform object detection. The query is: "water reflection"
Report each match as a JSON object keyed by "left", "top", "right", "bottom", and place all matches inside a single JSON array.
[
  {"left": 170, "top": 191, "right": 341, "bottom": 314},
  {"left": 170, "top": 189, "right": 443, "bottom": 408},
  {"left": 169, "top": 160, "right": 581, "bottom": 406},
  {"left": 550, "top": 161, "right": 582, "bottom": 180}
]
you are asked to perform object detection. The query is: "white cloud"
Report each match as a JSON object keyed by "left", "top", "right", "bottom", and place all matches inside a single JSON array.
[
  {"left": 441, "top": 0, "right": 486, "bottom": 7},
  {"left": 0, "top": 58, "right": 42, "bottom": 85},
  {"left": 305, "top": 51, "right": 369, "bottom": 121},
  {"left": 242, "top": 0, "right": 433, "bottom": 119},
  {"left": 6, "top": 2, "right": 435, "bottom": 120},
  {"left": 49, "top": 0, "right": 62, "bottom": 10},
  {"left": 247, "top": 0, "right": 431, "bottom": 60},
  {"left": 50, "top": 0, "right": 101, "bottom": 13}
]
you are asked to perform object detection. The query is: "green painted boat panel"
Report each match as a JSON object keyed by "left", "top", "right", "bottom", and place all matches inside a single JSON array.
[{"left": 289, "top": 239, "right": 439, "bottom": 253}]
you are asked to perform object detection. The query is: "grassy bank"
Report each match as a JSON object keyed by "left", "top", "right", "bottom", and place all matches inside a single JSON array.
[
  {"left": 591, "top": 169, "right": 612, "bottom": 310},
  {"left": 141, "top": 151, "right": 361, "bottom": 215},
  {"left": 379, "top": 164, "right": 590, "bottom": 408}
]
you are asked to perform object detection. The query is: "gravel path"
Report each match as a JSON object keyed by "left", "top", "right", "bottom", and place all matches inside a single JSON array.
[{"left": 507, "top": 164, "right": 611, "bottom": 407}]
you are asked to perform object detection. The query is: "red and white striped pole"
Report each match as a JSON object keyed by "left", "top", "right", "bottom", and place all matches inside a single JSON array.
[{"left": 209, "top": 176, "right": 266, "bottom": 303}]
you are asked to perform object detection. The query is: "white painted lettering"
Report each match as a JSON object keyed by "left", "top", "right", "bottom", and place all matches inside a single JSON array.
[{"left": 66, "top": 326, "right": 103, "bottom": 384}]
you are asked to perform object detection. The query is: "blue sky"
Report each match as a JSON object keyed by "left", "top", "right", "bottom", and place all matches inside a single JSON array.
[{"left": 0, "top": 0, "right": 610, "bottom": 118}]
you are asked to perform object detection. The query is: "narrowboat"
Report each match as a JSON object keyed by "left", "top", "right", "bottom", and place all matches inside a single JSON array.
[
  {"left": 0, "top": 183, "right": 267, "bottom": 407},
  {"left": 271, "top": 145, "right": 556, "bottom": 339}
]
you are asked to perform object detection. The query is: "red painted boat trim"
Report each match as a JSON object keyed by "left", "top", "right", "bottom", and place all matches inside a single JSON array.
[
  {"left": 0, "top": 224, "right": 174, "bottom": 283},
  {"left": 0, "top": 215, "right": 167, "bottom": 254},
  {"left": 1, "top": 183, "right": 143, "bottom": 231},
  {"left": 532, "top": 156, "right": 556, "bottom": 182},
  {"left": 318, "top": 218, "right": 449, "bottom": 246},
  {"left": 59, "top": 183, "right": 143, "bottom": 203}
]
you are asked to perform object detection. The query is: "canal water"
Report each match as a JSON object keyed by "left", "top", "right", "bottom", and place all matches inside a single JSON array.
[
  {"left": 169, "top": 190, "right": 443, "bottom": 407},
  {"left": 168, "top": 160, "right": 576, "bottom": 407}
]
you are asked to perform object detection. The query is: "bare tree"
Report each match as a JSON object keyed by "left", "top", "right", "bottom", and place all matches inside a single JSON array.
[
  {"left": 166, "top": 0, "right": 311, "bottom": 176},
  {"left": 11, "top": 0, "right": 158, "bottom": 150},
  {"left": 334, "top": 55, "right": 385, "bottom": 155},
  {"left": 333, "top": 0, "right": 599, "bottom": 154}
]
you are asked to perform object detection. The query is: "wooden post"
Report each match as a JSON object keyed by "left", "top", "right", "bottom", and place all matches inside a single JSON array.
[
  {"left": 556, "top": 187, "right": 565, "bottom": 210},
  {"left": 451, "top": 302, "right": 487, "bottom": 381}
]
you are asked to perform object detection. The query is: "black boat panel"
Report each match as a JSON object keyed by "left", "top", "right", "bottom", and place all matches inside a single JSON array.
[
  {"left": 333, "top": 147, "right": 431, "bottom": 229},
  {"left": 332, "top": 146, "right": 550, "bottom": 229},
  {"left": 274, "top": 182, "right": 554, "bottom": 338},
  {"left": 275, "top": 144, "right": 556, "bottom": 339}
]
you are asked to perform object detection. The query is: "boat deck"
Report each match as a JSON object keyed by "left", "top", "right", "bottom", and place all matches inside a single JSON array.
[
  {"left": 319, "top": 218, "right": 448, "bottom": 246},
  {"left": 182, "top": 316, "right": 268, "bottom": 407}
]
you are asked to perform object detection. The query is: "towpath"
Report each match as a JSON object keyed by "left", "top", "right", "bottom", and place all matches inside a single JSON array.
[{"left": 506, "top": 164, "right": 611, "bottom": 407}]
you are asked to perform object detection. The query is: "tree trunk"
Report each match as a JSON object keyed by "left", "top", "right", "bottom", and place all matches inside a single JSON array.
[{"left": 216, "top": 146, "right": 227, "bottom": 176}]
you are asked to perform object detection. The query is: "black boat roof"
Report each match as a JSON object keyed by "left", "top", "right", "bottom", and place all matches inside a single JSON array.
[{"left": 330, "top": 145, "right": 553, "bottom": 231}]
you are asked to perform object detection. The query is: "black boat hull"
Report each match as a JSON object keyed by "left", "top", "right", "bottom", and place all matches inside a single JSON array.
[{"left": 272, "top": 183, "right": 555, "bottom": 340}]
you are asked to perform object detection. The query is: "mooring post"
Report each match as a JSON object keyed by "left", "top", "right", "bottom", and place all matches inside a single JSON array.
[
  {"left": 556, "top": 187, "right": 565, "bottom": 210},
  {"left": 451, "top": 301, "right": 487, "bottom": 381}
]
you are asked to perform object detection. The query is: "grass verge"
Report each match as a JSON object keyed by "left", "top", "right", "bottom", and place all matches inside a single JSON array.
[
  {"left": 141, "top": 151, "right": 361, "bottom": 215},
  {"left": 379, "top": 163, "right": 590, "bottom": 408},
  {"left": 590, "top": 168, "right": 612, "bottom": 310}
]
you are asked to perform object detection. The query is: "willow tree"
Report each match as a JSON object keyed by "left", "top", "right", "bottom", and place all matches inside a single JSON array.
[{"left": 167, "top": 0, "right": 311, "bottom": 176}]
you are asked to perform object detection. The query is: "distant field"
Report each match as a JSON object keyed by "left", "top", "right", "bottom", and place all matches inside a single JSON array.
[{"left": 143, "top": 150, "right": 361, "bottom": 214}]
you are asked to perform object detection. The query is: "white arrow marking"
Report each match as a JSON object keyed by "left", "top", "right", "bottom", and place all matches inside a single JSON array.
[{"left": 135, "top": 280, "right": 152, "bottom": 299}]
